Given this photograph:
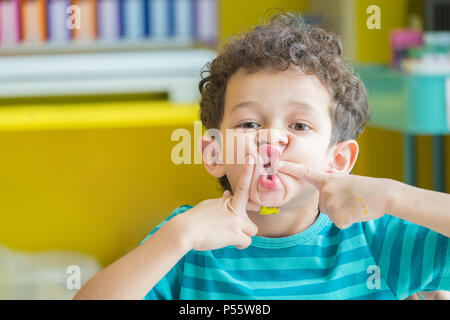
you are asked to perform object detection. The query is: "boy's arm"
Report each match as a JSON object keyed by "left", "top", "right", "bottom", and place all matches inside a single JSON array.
[
  {"left": 73, "top": 215, "right": 191, "bottom": 300},
  {"left": 387, "top": 179, "right": 450, "bottom": 238},
  {"left": 276, "top": 161, "right": 450, "bottom": 296},
  {"left": 73, "top": 155, "right": 257, "bottom": 300},
  {"left": 277, "top": 161, "right": 450, "bottom": 237}
]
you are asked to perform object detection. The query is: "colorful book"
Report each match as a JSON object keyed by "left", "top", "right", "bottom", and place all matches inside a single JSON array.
[
  {"left": 147, "top": 0, "right": 171, "bottom": 39},
  {"left": 1, "top": 0, "right": 216, "bottom": 47},
  {"left": 121, "top": 0, "right": 146, "bottom": 39},
  {"left": 20, "top": 0, "right": 47, "bottom": 44},
  {"left": 71, "top": 0, "right": 97, "bottom": 41},
  {"left": 0, "top": 0, "right": 21, "bottom": 46},
  {"left": 389, "top": 29, "right": 423, "bottom": 70},
  {"left": 97, "top": 0, "right": 120, "bottom": 40},
  {"left": 173, "top": 0, "right": 194, "bottom": 40},
  {"left": 195, "top": 0, "right": 217, "bottom": 44},
  {"left": 47, "top": 0, "right": 71, "bottom": 43}
]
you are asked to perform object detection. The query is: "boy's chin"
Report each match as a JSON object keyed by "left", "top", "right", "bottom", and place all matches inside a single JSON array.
[
  {"left": 252, "top": 189, "right": 286, "bottom": 208},
  {"left": 251, "top": 184, "right": 311, "bottom": 209}
]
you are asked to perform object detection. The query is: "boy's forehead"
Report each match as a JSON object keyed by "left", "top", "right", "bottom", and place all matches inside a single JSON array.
[
  {"left": 226, "top": 65, "right": 329, "bottom": 96},
  {"left": 224, "top": 66, "right": 333, "bottom": 117}
]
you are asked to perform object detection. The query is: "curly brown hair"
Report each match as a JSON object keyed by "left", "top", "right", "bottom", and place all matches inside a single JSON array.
[{"left": 198, "top": 11, "right": 370, "bottom": 192}]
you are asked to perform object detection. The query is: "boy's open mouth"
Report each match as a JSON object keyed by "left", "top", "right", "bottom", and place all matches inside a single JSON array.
[
  {"left": 264, "top": 162, "right": 273, "bottom": 179},
  {"left": 258, "top": 144, "right": 281, "bottom": 190}
]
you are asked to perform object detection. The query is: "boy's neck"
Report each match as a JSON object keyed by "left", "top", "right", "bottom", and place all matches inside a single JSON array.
[{"left": 248, "top": 196, "right": 321, "bottom": 238}]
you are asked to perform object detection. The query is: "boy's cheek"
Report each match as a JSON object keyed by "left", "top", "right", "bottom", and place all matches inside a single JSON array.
[
  {"left": 222, "top": 164, "right": 247, "bottom": 191},
  {"left": 223, "top": 162, "right": 261, "bottom": 195},
  {"left": 223, "top": 131, "right": 258, "bottom": 164}
]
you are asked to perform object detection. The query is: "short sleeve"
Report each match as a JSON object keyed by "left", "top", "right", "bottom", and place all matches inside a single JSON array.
[
  {"left": 139, "top": 205, "right": 193, "bottom": 300},
  {"left": 363, "top": 215, "right": 450, "bottom": 299}
]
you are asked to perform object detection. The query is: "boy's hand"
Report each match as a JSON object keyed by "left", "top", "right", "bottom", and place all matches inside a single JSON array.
[
  {"left": 179, "top": 155, "right": 258, "bottom": 251},
  {"left": 278, "top": 161, "right": 391, "bottom": 229}
]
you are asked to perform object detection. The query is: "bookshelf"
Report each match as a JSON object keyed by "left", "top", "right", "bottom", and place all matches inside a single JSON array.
[
  {"left": 0, "top": 48, "right": 216, "bottom": 103},
  {"left": 0, "top": 0, "right": 219, "bottom": 103},
  {"left": 0, "top": 38, "right": 216, "bottom": 56},
  {"left": 0, "top": 0, "right": 219, "bottom": 53}
]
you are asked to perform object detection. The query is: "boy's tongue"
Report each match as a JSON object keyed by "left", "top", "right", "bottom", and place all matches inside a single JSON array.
[{"left": 258, "top": 144, "right": 281, "bottom": 190}]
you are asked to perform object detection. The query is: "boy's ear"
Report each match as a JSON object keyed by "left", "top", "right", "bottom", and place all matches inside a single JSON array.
[
  {"left": 327, "top": 139, "right": 359, "bottom": 174},
  {"left": 199, "top": 136, "right": 226, "bottom": 178}
]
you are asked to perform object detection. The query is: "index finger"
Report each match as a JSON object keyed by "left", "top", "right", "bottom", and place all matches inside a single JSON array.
[
  {"left": 277, "top": 161, "right": 328, "bottom": 190},
  {"left": 230, "top": 155, "right": 255, "bottom": 213}
]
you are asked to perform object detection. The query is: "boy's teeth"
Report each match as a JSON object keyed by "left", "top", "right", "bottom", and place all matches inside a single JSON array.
[{"left": 259, "top": 144, "right": 281, "bottom": 176}]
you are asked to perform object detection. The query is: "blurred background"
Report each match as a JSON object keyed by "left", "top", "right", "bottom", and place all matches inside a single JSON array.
[{"left": 0, "top": 0, "right": 449, "bottom": 299}]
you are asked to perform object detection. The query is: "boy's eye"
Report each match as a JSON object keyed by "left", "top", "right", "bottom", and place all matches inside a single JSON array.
[
  {"left": 290, "top": 122, "right": 311, "bottom": 131},
  {"left": 236, "top": 121, "right": 260, "bottom": 129}
]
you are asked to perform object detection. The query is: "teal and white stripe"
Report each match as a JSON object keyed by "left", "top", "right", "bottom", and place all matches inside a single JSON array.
[{"left": 141, "top": 205, "right": 450, "bottom": 300}]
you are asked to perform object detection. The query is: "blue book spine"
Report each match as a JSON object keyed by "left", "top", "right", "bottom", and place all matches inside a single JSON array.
[
  {"left": 122, "top": 0, "right": 146, "bottom": 39},
  {"left": 119, "top": 0, "right": 125, "bottom": 38},
  {"left": 47, "top": 0, "right": 71, "bottom": 43},
  {"left": 146, "top": 0, "right": 151, "bottom": 37},
  {"left": 167, "top": 0, "right": 175, "bottom": 38},
  {"left": 147, "top": 0, "right": 170, "bottom": 39},
  {"left": 172, "top": 0, "right": 194, "bottom": 40},
  {"left": 98, "top": 0, "right": 121, "bottom": 40},
  {"left": 143, "top": 0, "right": 149, "bottom": 37},
  {"left": 190, "top": 0, "right": 197, "bottom": 40}
]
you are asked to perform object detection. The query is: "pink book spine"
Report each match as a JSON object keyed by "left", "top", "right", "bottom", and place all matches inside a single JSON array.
[{"left": 0, "top": 0, "right": 21, "bottom": 46}]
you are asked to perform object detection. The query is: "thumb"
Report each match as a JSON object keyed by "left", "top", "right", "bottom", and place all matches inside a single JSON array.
[{"left": 230, "top": 154, "right": 255, "bottom": 214}]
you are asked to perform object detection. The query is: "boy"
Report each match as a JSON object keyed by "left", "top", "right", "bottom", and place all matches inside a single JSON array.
[{"left": 74, "top": 12, "right": 449, "bottom": 300}]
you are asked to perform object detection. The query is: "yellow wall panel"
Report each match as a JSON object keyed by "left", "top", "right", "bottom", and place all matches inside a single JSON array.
[
  {"left": 219, "top": 0, "right": 309, "bottom": 45},
  {"left": 354, "top": 0, "right": 407, "bottom": 183},
  {"left": 416, "top": 135, "right": 433, "bottom": 190},
  {"left": 355, "top": 0, "right": 407, "bottom": 63},
  {"left": 354, "top": 127, "right": 404, "bottom": 181},
  {"left": 0, "top": 126, "right": 221, "bottom": 266}
]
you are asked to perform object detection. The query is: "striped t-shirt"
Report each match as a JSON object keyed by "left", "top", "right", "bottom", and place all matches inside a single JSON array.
[{"left": 140, "top": 205, "right": 450, "bottom": 300}]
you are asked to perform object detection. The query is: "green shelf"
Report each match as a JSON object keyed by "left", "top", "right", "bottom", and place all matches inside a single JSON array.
[{"left": 355, "top": 64, "right": 449, "bottom": 135}]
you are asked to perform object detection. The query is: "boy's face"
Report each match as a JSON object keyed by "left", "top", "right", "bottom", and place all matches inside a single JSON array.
[{"left": 203, "top": 65, "right": 354, "bottom": 209}]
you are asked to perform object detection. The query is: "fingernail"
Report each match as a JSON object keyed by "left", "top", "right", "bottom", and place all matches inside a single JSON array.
[{"left": 278, "top": 160, "right": 285, "bottom": 169}]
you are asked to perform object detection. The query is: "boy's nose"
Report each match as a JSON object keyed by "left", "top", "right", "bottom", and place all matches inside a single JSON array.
[
  {"left": 257, "top": 129, "right": 288, "bottom": 148},
  {"left": 257, "top": 129, "right": 286, "bottom": 167},
  {"left": 259, "top": 144, "right": 281, "bottom": 168}
]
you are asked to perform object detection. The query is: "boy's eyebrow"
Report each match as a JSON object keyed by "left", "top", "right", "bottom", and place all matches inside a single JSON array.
[
  {"left": 230, "top": 101, "right": 258, "bottom": 112},
  {"left": 231, "top": 100, "right": 320, "bottom": 116},
  {"left": 287, "top": 100, "right": 320, "bottom": 116}
]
